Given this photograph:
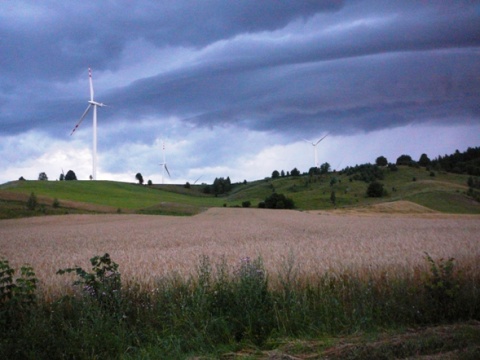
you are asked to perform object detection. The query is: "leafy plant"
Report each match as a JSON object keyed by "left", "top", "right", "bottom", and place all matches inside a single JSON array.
[
  {"left": 57, "top": 253, "right": 122, "bottom": 312},
  {"left": 26, "top": 192, "right": 37, "bottom": 210},
  {"left": 0, "top": 259, "right": 37, "bottom": 329},
  {"left": 423, "top": 252, "right": 460, "bottom": 320}
]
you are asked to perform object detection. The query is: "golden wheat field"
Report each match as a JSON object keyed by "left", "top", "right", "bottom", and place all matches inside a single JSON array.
[{"left": 1, "top": 207, "right": 479, "bottom": 296}]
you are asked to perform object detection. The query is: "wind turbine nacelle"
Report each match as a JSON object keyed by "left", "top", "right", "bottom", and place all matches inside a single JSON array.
[{"left": 89, "top": 100, "right": 105, "bottom": 107}]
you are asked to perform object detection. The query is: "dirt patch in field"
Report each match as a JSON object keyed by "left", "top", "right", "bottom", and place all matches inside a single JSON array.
[{"left": 308, "top": 200, "right": 472, "bottom": 218}]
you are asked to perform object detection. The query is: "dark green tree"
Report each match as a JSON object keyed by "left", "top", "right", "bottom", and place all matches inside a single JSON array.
[
  {"left": 366, "top": 181, "right": 386, "bottom": 197},
  {"left": 419, "top": 153, "right": 431, "bottom": 167},
  {"left": 396, "top": 154, "right": 413, "bottom": 166},
  {"left": 263, "top": 193, "right": 294, "bottom": 209},
  {"left": 271, "top": 170, "right": 280, "bottom": 179},
  {"left": 319, "top": 162, "right": 330, "bottom": 174},
  {"left": 26, "top": 192, "right": 37, "bottom": 210},
  {"left": 290, "top": 167, "right": 301, "bottom": 177},
  {"left": 135, "top": 173, "right": 144, "bottom": 185},
  {"left": 38, "top": 172, "right": 48, "bottom": 181},
  {"left": 330, "top": 191, "right": 336, "bottom": 206},
  {"left": 65, "top": 170, "right": 77, "bottom": 181},
  {"left": 376, "top": 156, "right": 388, "bottom": 166}
]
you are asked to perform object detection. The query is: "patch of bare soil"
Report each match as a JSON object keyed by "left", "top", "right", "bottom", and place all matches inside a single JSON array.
[{"left": 308, "top": 200, "right": 475, "bottom": 218}]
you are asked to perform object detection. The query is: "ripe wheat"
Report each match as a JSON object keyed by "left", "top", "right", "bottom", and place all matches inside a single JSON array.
[{"left": 1, "top": 208, "right": 479, "bottom": 296}]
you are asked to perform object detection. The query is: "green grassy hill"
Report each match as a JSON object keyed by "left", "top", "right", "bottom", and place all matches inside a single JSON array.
[{"left": 0, "top": 165, "right": 478, "bottom": 219}]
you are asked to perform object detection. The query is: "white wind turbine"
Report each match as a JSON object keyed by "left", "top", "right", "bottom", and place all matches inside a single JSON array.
[
  {"left": 70, "top": 68, "right": 106, "bottom": 180},
  {"left": 303, "top": 134, "right": 328, "bottom": 168},
  {"left": 159, "top": 141, "right": 171, "bottom": 184}
]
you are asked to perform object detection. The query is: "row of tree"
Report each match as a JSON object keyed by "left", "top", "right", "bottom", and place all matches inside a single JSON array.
[{"left": 31, "top": 170, "right": 77, "bottom": 181}]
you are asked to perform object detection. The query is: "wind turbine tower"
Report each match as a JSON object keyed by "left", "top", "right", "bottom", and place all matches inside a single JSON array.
[
  {"left": 160, "top": 141, "right": 171, "bottom": 184},
  {"left": 304, "top": 134, "right": 328, "bottom": 168},
  {"left": 70, "top": 68, "right": 106, "bottom": 180}
]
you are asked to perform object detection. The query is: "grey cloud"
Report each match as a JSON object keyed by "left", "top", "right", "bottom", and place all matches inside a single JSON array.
[{"left": 0, "top": 0, "right": 479, "bottom": 144}]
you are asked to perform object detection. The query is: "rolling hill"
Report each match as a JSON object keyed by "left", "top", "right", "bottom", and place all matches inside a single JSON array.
[{"left": 0, "top": 164, "right": 478, "bottom": 219}]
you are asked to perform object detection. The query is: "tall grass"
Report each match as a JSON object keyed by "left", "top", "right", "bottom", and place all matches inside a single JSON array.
[{"left": 1, "top": 253, "right": 479, "bottom": 359}]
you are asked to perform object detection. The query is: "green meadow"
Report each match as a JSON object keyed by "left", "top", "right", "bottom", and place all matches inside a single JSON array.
[{"left": 0, "top": 165, "right": 478, "bottom": 218}]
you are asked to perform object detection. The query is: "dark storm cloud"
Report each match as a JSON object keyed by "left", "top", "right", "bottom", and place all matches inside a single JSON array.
[
  {"left": 0, "top": 1, "right": 342, "bottom": 81},
  {"left": 1, "top": 0, "right": 479, "bottom": 140}
]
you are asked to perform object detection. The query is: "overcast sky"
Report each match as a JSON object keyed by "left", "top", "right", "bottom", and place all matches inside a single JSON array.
[{"left": 1, "top": 1, "right": 479, "bottom": 185}]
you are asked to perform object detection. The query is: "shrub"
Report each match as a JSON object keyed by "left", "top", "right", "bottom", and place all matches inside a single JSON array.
[
  {"left": 366, "top": 181, "right": 385, "bottom": 197},
  {"left": 57, "top": 253, "right": 122, "bottom": 313},
  {"left": 241, "top": 200, "right": 251, "bottom": 208},
  {"left": 263, "top": 193, "right": 295, "bottom": 209},
  {"left": 423, "top": 253, "right": 460, "bottom": 321},
  {"left": 26, "top": 192, "right": 37, "bottom": 210},
  {"left": 0, "top": 259, "right": 38, "bottom": 329},
  {"left": 52, "top": 198, "right": 60, "bottom": 208}
]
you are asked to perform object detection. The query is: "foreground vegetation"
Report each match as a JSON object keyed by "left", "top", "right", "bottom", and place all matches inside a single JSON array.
[{"left": 1, "top": 253, "right": 479, "bottom": 359}]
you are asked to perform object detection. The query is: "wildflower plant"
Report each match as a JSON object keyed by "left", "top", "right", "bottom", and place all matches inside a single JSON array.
[{"left": 57, "top": 253, "right": 122, "bottom": 312}]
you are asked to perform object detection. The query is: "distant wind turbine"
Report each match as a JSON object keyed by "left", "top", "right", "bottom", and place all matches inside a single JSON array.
[
  {"left": 159, "top": 141, "right": 171, "bottom": 184},
  {"left": 303, "top": 134, "right": 328, "bottom": 168},
  {"left": 70, "top": 68, "right": 106, "bottom": 180}
]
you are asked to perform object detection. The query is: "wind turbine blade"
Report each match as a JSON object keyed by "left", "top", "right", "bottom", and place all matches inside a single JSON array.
[
  {"left": 89, "top": 68, "right": 94, "bottom": 101},
  {"left": 303, "top": 138, "right": 313, "bottom": 145},
  {"left": 314, "top": 134, "right": 328, "bottom": 145},
  {"left": 70, "top": 104, "right": 92, "bottom": 135},
  {"left": 165, "top": 164, "right": 171, "bottom": 178}
]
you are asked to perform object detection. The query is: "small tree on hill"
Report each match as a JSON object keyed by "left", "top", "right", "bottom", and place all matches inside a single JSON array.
[
  {"left": 27, "top": 192, "right": 37, "bottom": 210},
  {"left": 38, "top": 172, "right": 48, "bottom": 181},
  {"left": 330, "top": 191, "right": 336, "bottom": 206},
  {"left": 65, "top": 170, "right": 77, "bottom": 181},
  {"left": 290, "top": 168, "right": 301, "bottom": 177},
  {"left": 418, "top": 153, "right": 431, "bottom": 167},
  {"left": 271, "top": 170, "right": 280, "bottom": 179},
  {"left": 135, "top": 173, "right": 144, "bottom": 185},
  {"left": 319, "top": 162, "right": 330, "bottom": 175},
  {"left": 396, "top": 154, "right": 413, "bottom": 166},
  {"left": 376, "top": 156, "right": 388, "bottom": 167}
]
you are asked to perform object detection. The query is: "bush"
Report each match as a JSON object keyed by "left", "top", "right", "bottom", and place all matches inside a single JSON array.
[
  {"left": 242, "top": 200, "right": 251, "bottom": 208},
  {"left": 423, "top": 253, "right": 460, "bottom": 321},
  {"left": 52, "top": 198, "right": 60, "bottom": 208},
  {"left": 263, "top": 193, "right": 295, "bottom": 209},
  {"left": 26, "top": 192, "right": 37, "bottom": 210},
  {"left": 366, "top": 181, "right": 385, "bottom": 197},
  {"left": 57, "top": 253, "right": 122, "bottom": 313}
]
